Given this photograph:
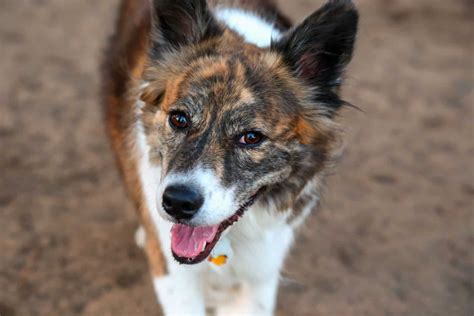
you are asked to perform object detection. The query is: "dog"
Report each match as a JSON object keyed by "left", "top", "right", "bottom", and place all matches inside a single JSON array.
[{"left": 102, "top": 0, "right": 358, "bottom": 314}]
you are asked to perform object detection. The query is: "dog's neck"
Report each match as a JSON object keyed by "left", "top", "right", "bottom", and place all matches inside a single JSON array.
[{"left": 214, "top": 7, "right": 282, "bottom": 48}]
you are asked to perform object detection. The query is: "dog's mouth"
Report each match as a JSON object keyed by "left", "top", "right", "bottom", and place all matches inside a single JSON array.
[{"left": 170, "top": 191, "right": 261, "bottom": 265}]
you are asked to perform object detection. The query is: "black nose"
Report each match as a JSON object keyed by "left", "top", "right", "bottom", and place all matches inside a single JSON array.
[{"left": 162, "top": 185, "right": 204, "bottom": 220}]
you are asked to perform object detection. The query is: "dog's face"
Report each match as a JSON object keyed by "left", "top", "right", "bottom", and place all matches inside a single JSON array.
[
  {"left": 144, "top": 49, "right": 312, "bottom": 227},
  {"left": 140, "top": 0, "right": 358, "bottom": 263}
]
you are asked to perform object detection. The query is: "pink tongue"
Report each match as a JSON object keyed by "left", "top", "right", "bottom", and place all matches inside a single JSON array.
[{"left": 171, "top": 224, "right": 219, "bottom": 259}]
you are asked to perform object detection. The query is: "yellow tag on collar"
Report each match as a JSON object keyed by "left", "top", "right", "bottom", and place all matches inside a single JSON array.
[{"left": 208, "top": 255, "right": 228, "bottom": 266}]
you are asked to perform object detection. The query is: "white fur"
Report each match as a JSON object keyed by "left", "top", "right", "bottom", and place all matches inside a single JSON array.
[
  {"left": 153, "top": 268, "right": 206, "bottom": 316},
  {"left": 135, "top": 10, "right": 297, "bottom": 316},
  {"left": 134, "top": 225, "right": 146, "bottom": 249},
  {"left": 211, "top": 205, "right": 294, "bottom": 315},
  {"left": 214, "top": 8, "right": 282, "bottom": 48}
]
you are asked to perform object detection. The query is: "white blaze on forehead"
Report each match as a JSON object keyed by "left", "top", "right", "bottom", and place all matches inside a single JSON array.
[
  {"left": 214, "top": 8, "right": 282, "bottom": 48},
  {"left": 158, "top": 167, "right": 238, "bottom": 226}
]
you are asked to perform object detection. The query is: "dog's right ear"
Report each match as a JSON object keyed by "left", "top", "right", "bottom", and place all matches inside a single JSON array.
[
  {"left": 150, "top": 0, "right": 222, "bottom": 58},
  {"left": 272, "top": 0, "right": 358, "bottom": 94}
]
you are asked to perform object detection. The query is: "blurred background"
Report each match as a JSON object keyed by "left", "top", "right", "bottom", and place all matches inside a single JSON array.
[{"left": 0, "top": 0, "right": 472, "bottom": 315}]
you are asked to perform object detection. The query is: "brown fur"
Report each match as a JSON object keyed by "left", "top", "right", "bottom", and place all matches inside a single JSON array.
[{"left": 101, "top": 0, "right": 166, "bottom": 276}]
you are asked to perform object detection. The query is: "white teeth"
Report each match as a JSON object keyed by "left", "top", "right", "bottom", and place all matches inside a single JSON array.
[{"left": 202, "top": 242, "right": 207, "bottom": 252}]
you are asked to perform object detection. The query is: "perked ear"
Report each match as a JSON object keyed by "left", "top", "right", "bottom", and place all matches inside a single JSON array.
[
  {"left": 150, "top": 0, "right": 222, "bottom": 58},
  {"left": 272, "top": 0, "right": 358, "bottom": 92}
]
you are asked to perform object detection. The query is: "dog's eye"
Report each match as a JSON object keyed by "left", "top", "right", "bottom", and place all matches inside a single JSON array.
[
  {"left": 238, "top": 132, "right": 265, "bottom": 147},
  {"left": 169, "top": 111, "right": 190, "bottom": 130}
]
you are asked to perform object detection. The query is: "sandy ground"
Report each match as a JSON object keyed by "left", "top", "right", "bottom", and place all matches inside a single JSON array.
[{"left": 0, "top": 0, "right": 473, "bottom": 315}]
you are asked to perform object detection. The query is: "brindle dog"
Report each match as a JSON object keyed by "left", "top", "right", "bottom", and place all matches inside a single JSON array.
[{"left": 102, "top": 0, "right": 358, "bottom": 314}]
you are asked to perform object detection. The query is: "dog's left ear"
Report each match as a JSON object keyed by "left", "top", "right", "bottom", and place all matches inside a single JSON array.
[{"left": 272, "top": 0, "right": 358, "bottom": 93}]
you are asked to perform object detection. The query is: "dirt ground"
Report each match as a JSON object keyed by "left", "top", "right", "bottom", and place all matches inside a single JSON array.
[{"left": 0, "top": 0, "right": 473, "bottom": 315}]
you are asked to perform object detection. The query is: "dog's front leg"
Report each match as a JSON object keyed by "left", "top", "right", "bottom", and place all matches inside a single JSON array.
[
  {"left": 152, "top": 265, "right": 206, "bottom": 316},
  {"left": 215, "top": 275, "right": 280, "bottom": 316}
]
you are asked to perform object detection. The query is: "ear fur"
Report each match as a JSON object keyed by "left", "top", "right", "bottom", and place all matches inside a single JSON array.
[
  {"left": 150, "top": 0, "right": 222, "bottom": 58},
  {"left": 272, "top": 0, "right": 358, "bottom": 109}
]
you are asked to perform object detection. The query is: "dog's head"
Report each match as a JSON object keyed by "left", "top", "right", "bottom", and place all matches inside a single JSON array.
[{"left": 139, "top": 0, "right": 358, "bottom": 264}]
